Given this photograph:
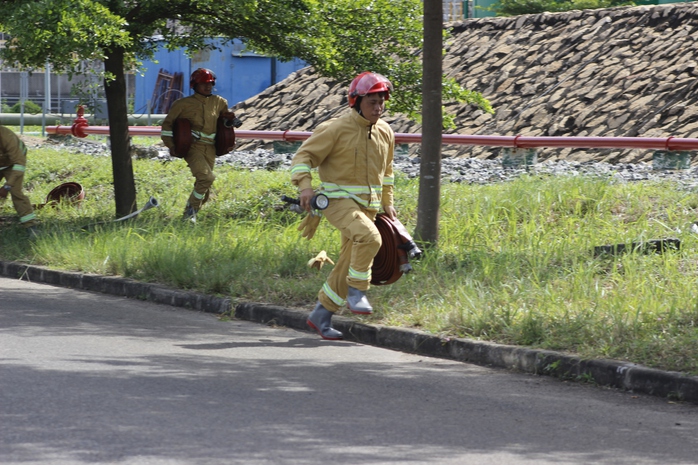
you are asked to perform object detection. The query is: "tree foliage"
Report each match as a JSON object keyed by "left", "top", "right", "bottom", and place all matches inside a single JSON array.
[{"left": 0, "top": 0, "right": 132, "bottom": 73}]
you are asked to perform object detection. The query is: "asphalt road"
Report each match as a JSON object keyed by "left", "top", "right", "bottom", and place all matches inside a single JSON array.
[{"left": 1, "top": 276, "right": 697, "bottom": 465}]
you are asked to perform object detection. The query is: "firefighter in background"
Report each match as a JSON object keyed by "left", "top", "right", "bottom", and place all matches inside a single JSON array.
[
  {"left": 291, "top": 72, "right": 397, "bottom": 340},
  {"left": 0, "top": 125, "right": 38, "bottom": 236},
  {"left": 161, "top": 68, "right": 235, "bottom": 222}
]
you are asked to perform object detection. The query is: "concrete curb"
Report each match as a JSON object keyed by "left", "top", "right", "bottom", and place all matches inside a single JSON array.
[
  {"left": 1, "top": 261, "right": 232, "bottom": 314},
  {"left": 4, "top": 260, "right": 698, "bottom": 404}
]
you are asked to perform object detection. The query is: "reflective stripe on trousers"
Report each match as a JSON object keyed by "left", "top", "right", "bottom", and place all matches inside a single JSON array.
[{"left": 317, "top": 198, "right": 381, "bottom": 313}]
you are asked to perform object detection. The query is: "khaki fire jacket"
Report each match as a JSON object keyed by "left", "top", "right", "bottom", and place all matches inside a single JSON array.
[
  {"left": 161, "top": 93, "right": 229, "bottom": 149},
  {"left": 291, "top": 109, "right": 395, "bottom": 212},
  {"left": 0, "top": 125, "right": 28, "bottom": 187}
]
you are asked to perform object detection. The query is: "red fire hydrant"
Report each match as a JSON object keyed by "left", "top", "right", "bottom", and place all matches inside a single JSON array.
[{"left": 70, "top": 105, "right": 89, "bottom": 138}]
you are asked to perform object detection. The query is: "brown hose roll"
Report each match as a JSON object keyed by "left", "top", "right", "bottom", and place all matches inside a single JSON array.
[{"left": 371, "top": 214, "right": 420, "bottom": 286}]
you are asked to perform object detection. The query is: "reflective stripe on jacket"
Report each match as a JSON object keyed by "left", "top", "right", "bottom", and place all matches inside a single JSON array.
[{"left": 290, "top": 109, "right": 395, "bottom": 212}]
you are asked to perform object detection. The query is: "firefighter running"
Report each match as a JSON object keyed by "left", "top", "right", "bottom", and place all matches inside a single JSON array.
[
  {"left": 291, "top": 72, "right": 397, "bottom": 340},
  {"left": 161, "top": 68, "right": 236, "bottom": 223}
]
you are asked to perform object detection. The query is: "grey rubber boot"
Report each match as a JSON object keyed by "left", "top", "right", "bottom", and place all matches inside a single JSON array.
[
  {"left": 347, "top": 286, "right": 373, "bottom": 315},
  {"left": 307, "top": 302, "right": 343, "bottom": 340}
]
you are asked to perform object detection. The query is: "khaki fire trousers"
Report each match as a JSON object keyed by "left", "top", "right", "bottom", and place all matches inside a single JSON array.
[
  {"left": 185, "top": 142, "right": 217, "bottom": 210},
  {"left": 318, "top": 198, "right": 382, "bottom": 313},
  {"left": 0, "top": 167, "right": 36, "bottom": 227}
]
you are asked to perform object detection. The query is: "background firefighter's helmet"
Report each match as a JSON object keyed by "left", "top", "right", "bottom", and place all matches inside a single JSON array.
[
  {"left": 190, "top": 68, "right": 216, "bottom": 88},
  {"left": 348, "top": 72, "right": 393, "bottom": 107}
]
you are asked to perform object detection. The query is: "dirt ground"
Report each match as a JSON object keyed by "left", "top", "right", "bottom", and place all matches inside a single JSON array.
[{"left": 20, "top": 135, "right": 50, "bottom": 148}]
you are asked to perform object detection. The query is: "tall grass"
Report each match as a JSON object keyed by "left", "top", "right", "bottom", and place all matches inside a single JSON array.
[{"left": 3, "top": 143, "right": 698, "bottom": 374}]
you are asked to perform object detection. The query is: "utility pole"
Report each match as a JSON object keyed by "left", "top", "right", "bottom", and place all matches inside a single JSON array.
[{"left": 415, "top": 0, "right": 443, "bottom": 246}]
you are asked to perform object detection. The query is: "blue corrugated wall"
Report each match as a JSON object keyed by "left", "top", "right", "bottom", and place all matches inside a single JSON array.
[{"left": 134, "top": 39, "right": 307, "bottom": 114}]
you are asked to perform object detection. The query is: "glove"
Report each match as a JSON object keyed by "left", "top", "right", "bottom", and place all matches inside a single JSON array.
[
  {"left": 298, "top": 212, "right": 322, "bottom": 240},
  {"left": 307, "top": 250, "right": 335, "bottom": 270}
]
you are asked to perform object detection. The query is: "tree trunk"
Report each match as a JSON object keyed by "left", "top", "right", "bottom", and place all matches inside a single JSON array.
[
  {"left": 103, "top": 47, "right": 137, "bottom": 217},
  {"left": 414, "top": 0, "right": 443, "bottom": 246}
]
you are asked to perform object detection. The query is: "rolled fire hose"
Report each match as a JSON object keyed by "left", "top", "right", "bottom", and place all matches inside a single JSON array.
[
  {"left": 371, "top": 214, "right": 422, "bottom": 286},
  {"left": 33, "top": 181, "right": 86, "bottom": 209},
  {"left": 81, "top": 196, "right": 159, "bottom": 230}
]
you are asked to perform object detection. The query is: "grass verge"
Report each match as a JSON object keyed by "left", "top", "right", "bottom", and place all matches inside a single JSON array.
[{"left": 3, "top": 142, "right": 698, "bottom": 375}]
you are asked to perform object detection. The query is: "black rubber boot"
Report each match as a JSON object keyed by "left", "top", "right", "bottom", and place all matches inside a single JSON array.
[
  {"left": 182, "top": 203, "right": 198, "bottom": 224},
  {"left": 347, "top": 286, "right": 373, "bottom": 315},
  {"left": 307, "top": 302, "right": 343, "bottom": 340}
]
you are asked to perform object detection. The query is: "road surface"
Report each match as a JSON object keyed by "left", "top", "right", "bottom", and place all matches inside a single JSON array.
[{"left": 1, "top": 276, "right": 697, "bottom": 464}]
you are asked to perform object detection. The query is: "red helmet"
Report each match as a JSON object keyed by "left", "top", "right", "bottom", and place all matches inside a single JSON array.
[
  {"left": 348, "top": 72, "right": 393, "bottom": 107},
  {"left": 190, "top": 68, "right": 216, "bottom": 88}
]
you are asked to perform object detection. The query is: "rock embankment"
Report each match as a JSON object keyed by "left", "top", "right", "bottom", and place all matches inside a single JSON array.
[{"left": 232, "top": 3, "right": 698, "bottom": 165}]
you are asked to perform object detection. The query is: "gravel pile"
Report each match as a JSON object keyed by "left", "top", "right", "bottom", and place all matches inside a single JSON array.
[{"left": 42, "top": 136, "right": 698, "bottom": 191}]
